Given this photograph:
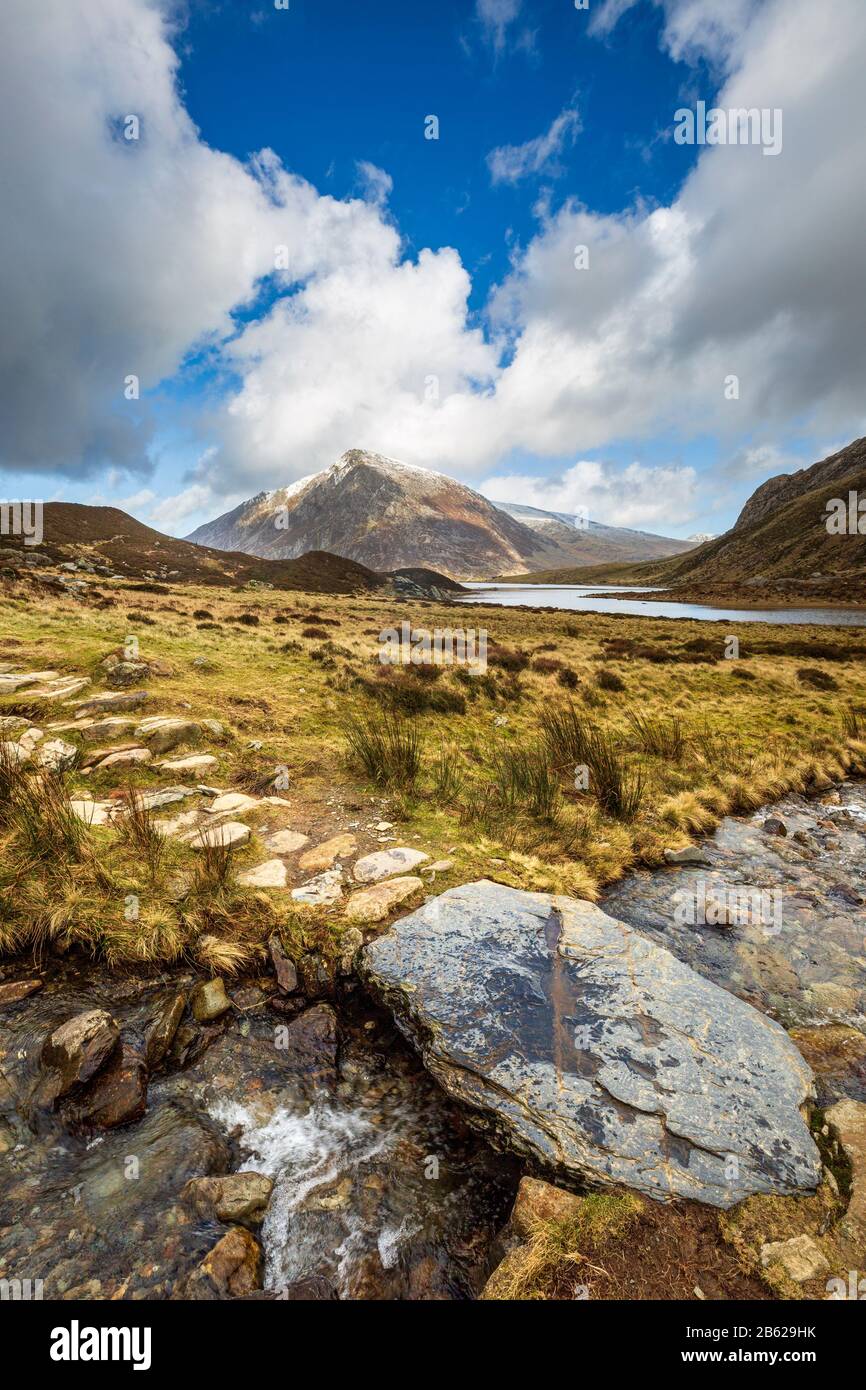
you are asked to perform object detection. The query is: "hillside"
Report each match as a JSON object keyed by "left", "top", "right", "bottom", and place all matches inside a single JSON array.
[
  {"left": 498, "top": 437, "right": 866, "bottom": 603},
  {"left": 187, "top": 449, "right": 691, "bottom": 579},
  {"left": 0, "top": 503, "right": 384, "bottom": 594}
]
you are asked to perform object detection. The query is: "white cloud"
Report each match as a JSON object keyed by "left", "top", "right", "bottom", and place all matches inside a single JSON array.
[
  {"left": 487, "top": 107, "right": 582, "bottom": 185},
  {"left": 481, "top": 459, "right": 700, "bottom": 529},
  {"left": 475, "top": 0, "right": 523, "bottom": 54},
  {"left": 2, "top": 0, "right": 866, "bottom": 536},
  {"left": 590, "top": 0, "right": 761, "bottom": 69},
  {"left": 355, "top": 160, "right": 394, "bottom": 207}
]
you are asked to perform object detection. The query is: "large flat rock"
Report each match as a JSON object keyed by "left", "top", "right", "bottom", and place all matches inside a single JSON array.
[{"left": 360, "top": 880, "right": 821, "bottom": 1208}]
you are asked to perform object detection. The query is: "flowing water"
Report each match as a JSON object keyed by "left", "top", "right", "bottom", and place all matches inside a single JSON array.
[
  {"left": 2, "top": 785, "right": 865, "bottom": 1298},
  {"left": 454, "top": 582, "right": 866, "bottom": 626}
]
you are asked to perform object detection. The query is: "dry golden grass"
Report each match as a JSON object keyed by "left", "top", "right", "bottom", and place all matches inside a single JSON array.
[{"left": 1, "top": 572, "right": 865, "bottom": 963}]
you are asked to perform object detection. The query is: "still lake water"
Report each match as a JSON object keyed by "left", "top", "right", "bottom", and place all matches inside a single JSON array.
[{"left": 453, "top": 583, "right": 866, "bottom": 627}]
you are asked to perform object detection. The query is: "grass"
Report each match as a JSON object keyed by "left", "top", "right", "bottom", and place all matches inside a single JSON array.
[
  {"left": 1, "top": 566, "right": 865, "bottom": 965},
  {"left": 482, "top": 1192, "right": 645, "bottom": 1300},
  {"left": 342, "top": 706, "right": 423, "bottom": 788}
]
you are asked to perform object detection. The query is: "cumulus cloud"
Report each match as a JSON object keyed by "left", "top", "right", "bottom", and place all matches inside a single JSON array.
[
  {"left": 0, "top": 0, "right": 286, "bottom": 479},
  {"left": 2, "top": 0, "right": 866, "bottom": 538},
  {"left": 487, "top": 107, "right": 582, "bottom": 185},
  {"left": 481, "top": 459, "right": 700, "bottom": 529},
  {"left": 355, "top": 160, "right": 394, "bottom": 207}
]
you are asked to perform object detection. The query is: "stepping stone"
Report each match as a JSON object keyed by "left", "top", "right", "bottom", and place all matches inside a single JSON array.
[
  {"left": 264, "top": 829, "right": 309, "bottom": 854},
  {"left": 353, "top": 847, "right": 429, "bottom": 883},
  {"left": 73, "top": 691, "right": 150, "bottom": 718},
  {"left": 96, "top": 747, "right": 152, "bottom": 769},
  {"left": 28, "top": 676, "right": 90, "bottom": 702},
  {"left": 154, "top": 809, "right": 201, "bottom": 839},
  {"left": 291, "top": 869, "right": 343, "bottom": 905},
  {"left": 37, "top": 738, "right": 78, "bottom": 771},
  {"left": 345, "top": 876, "right": 424, "bottom": 923},
  {"left": 82, "top": 742, "right": 141, "bottom": 768},
  {"left": 298, "top": 834, "right": 357, "bottom": 873},
  {"left": 135, "top": 716, "right": 201, "bottom": 754},
  {"left": 0, "top": 716, "right": 28, "bottom": 736},
  {"left": 237, "top": 859, "right": 289, "bottom": 889},
  {"left": 69, "top": 800, "right": 113, "bottom": 826},
  {"left": 158, "top": 754, "right": 219, "bottom": 774},
  {"left": 427, "top": 859, "right": 455, "bottom": 873},
  {"left": 190, "top": 821, "right": 251, "bottom": 850},
  {"left": 71, "top": 717, "right": 139, "bottom": 743},
  {"left": 205, "top": 791, "right": 259, "bottom": 816},
  {"left": 0, "top": 670, "right": 59, "bottom": 691},
  {"left": 139, "top": 785, "right": 197, "bottom": 811}
]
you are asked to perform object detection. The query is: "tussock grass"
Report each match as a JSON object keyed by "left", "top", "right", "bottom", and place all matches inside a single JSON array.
[
  {"left": 342, "top": 707, "right": 423, "bottom": 788},
  {"left": 625, "top": 709, "right": 685, "bottom": 760}
]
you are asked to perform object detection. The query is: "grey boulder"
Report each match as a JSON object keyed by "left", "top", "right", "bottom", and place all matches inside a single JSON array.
[{"left": 360, "top": 880, "right": 820, "bottom": 1208}]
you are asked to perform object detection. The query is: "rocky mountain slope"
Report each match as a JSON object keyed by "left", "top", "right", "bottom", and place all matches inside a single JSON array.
[
  {"left": 186, "top": 449, "right": 692, "bottom": 579},
  {"left": 502, "top": 436, "right": 866, "bottom": 599},
  {"left": 0, "top": 502, "right": 449, "bottom": 596}
]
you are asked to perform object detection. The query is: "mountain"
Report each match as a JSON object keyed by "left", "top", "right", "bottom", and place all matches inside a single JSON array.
[
  {"left": 0, "top": 503, "right": 386, "bottom": 594},
  {"left": 500, "top": 436, "right": 866, "bottom": 599},
  {"left": 186, "top": 449, "right": 692, "bottom": 579},
  {"left": 494, "top": 500, "right": 694, "bottom": 564}
]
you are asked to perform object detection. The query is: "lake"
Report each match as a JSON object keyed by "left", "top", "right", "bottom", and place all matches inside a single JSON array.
[{"left": 452, "top": 583, "right": 866, "bottom": 626}]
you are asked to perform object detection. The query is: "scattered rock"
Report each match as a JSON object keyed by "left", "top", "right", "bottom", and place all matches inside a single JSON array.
[
  {"left": 158, "top": 754, "right": 219, "bottom": 773},
  {"left": 69, "top": 799, "right": 113, "bottom": 826},
  {"left": 298, "top": 833, "right": 357, "bottom": 873},
  {"left": 62, "top": 1042, "right": 148, "bottom": 1131},
  {"left": 353, "top": 847, "right": 430, "bottom": 882},
  {"left": 509, "top": 1176, "right": 584, "bottom": 1239},
  {"left": 191, "top": 979, "right": 232, "bottom": 1022},
  {"left": 0, "top": 978, "right": 43, "bottom": 1008},
  {"left": 181, "top": 1172, "right": 273, "bottom": 1228},
  {"left": 189, "top": 821, "right": 251, "bottom": 850},
  {"left": 96, "top": 747, "right": 152, "bottom": 769},
  {"left": 238, "top": 858, "right": 288, "bottom": 889},
  {"left": 73, "top": 690, "right": 150, "bottom": 718},
  {"left": 762, "top": 816, "right": 788, "bottom": 837},
  {"left": 206, "top": 791, "right": 259, "bottom": 816},
  {"left": 277, "top": 1003, "right": 338, "bottom": 1086},
  {"left": 265, "top": 829, "right": 309, "bottom": 854},
  {"left": 34, "top": 739, "right": 77, "bottom": 772},
  {"left": 40, "top": 1009, "right": 120, "bottom": 1099},
  {"left": 360, "top": 880, "right": 821, "bottom": 1207},
  {"left": 106, "top": 661, "right": 151, "bottom": 689},
  {"left": 75, "top": 716, "right": 138, "bottom": 742},
  {"left": 345, "top": 876, "right": 424, "bottom": 923},
  {"left": 291, "top": 868, "right": 343, "bottom": 905},
  {"left": 268, "top": 935, "right": 299, "bottom": 994},
  {"left": 760, "top": 1234, "right": 829, "bottom": 1283},
  {"left": 143, "top": 992, "right": 187, "bottom": 1068},
  {"left": 135, "top": 716, "right": 201, "bottom": 754},
  {"left": 181, "top": 1227, "right": 262, "bottom": 1300},
  {"left": 826, "top": 1098, "right": 866, "bottom": 1238}
]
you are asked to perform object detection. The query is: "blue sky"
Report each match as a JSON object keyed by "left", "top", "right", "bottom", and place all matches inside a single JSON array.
[{"left": 2, "top": 0, "right": 865, "bottom": 540}]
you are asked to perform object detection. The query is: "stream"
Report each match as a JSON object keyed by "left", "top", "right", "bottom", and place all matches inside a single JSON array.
[{"left": 1, "top": 782, "right": 864, "bottom": 1298}]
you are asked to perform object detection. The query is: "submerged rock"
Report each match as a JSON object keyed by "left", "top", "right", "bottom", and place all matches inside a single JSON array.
[
  {"left": 360, "top": 880, "right": 821, "bottom": 1208},
  {"left": 182, "top": 1172, "right": 274, "bottom": 1228},
  {"left": 40, "top": 1008, "right": 120, "bottom": 1100},
  {"left": 191, "top": 979, "right": 232, "bottom": 1022}
]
